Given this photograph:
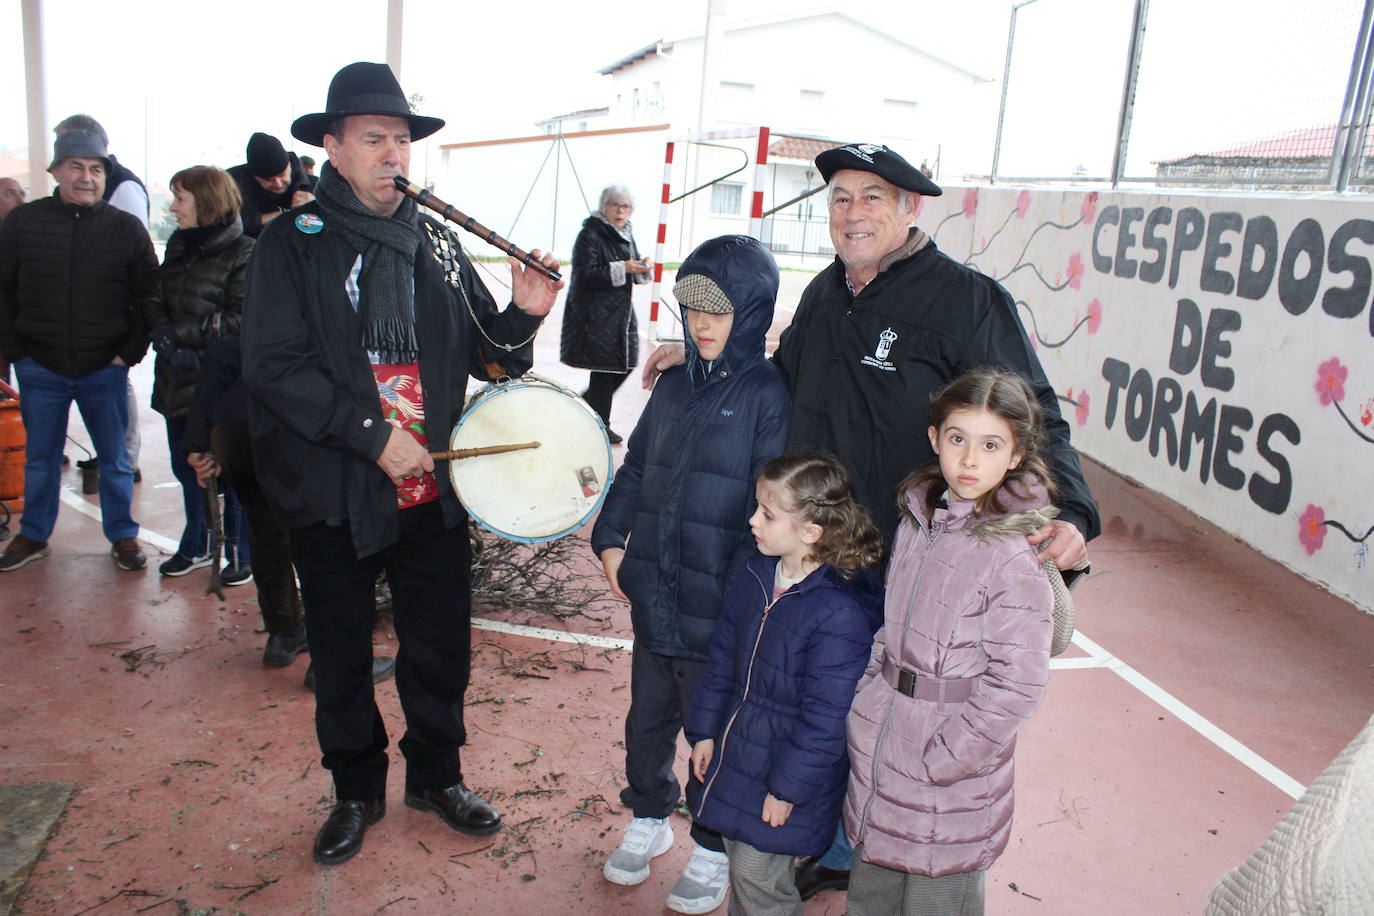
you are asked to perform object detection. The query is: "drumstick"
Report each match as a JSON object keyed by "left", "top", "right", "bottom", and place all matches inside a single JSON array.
[{"left": 429, "top": 441, "right": 542, "bottom": 460}]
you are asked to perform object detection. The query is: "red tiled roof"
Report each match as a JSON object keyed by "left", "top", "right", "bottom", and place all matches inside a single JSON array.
[
  {"left": 1156, "top": 124, "right": 1374, "bottom": 164},
  {"left": 768, "top": 135, "right": 846, "bottom": 162}
]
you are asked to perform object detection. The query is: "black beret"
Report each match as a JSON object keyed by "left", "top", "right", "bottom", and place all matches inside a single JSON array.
[
  {"left": 815, "top": 143, "right": 942, "bottom": 197},
  {"left": 246, "top": 132, "right": 289, "bottom": 179}
]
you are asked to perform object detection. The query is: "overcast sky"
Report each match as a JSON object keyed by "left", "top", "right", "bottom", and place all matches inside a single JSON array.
[{"left": 1, "top": 0, "right": 1359, "bottom": 190}]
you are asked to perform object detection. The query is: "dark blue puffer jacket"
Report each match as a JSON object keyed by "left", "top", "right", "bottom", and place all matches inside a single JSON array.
[
  {"left": 590, "top": 235, "right": 790, "bottom": 660},
  {"left": 685, "top": 554, "right": 884, "bottom": 855}
]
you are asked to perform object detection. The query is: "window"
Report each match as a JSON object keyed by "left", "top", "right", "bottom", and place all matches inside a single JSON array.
[{"left": 711, "top": 182, "right": 743, "bottom": 214}]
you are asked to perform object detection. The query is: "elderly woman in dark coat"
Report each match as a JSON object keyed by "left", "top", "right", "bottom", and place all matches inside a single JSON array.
[
  {"left": 561, "top": 184, "right": 653, "bottom": 443},
  {"left": 145, "top": 166, "right": 253, "bottom": 583}
]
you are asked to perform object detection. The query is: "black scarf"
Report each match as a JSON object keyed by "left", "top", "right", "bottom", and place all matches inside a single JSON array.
[{"left": 314, "top": 161, "right": 421, "bottom": 363}]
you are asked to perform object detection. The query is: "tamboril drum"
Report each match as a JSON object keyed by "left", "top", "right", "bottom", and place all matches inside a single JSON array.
[{"left": 443, "top": 373, "right": 613, "bottom": 543}]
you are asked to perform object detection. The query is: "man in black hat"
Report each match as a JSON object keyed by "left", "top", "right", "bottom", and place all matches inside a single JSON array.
[
  {"left": 644, "top": 143, "right": 1100, "bottom": 896},
  {"left": 227, "top": 132, "right": 314, "bottom": 238},
  {"left": 241, "top": 61, "right": 562, "bottom": 867}
]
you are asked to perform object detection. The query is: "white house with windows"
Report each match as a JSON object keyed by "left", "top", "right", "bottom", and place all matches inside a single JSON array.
[{"left": 438, "top": 9, "right": 992, "bottom": 265}]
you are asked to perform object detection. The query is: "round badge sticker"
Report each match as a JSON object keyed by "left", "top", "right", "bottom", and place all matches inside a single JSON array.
[{"left": 295, "top": 213, "right": 324, "bottom": 234}]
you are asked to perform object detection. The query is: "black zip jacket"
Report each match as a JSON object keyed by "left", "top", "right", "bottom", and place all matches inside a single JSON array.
[
  {"left": 0, "top": 195, "right": 155, "bottom": 375},
  {"left": 774, "top": 237, "right": 1100, "bottom": 546}
]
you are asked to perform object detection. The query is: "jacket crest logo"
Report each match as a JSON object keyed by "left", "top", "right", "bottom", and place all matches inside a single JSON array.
[
  {"left": 720, "top": 409, "right": 735, "bottom": 417},
  {"left": 860, "top": 328, "right": 898, "bottom": 372}
]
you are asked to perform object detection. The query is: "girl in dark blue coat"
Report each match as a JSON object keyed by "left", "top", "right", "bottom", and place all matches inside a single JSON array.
[
  {"left": 686, "top": 452, "right": 884, "bottom": 915},
  {"left": 592, "top": 235, "right": 790, "bottom": 914}
]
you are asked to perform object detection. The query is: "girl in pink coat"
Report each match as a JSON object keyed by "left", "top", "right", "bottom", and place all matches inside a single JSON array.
[{"left": 844, "top": 369, "right": 1058, "bottom": 915}]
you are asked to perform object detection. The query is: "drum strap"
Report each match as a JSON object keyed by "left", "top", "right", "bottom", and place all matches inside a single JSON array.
[{"left": 421, "top": 221, "right": 541, "bottom": 373}]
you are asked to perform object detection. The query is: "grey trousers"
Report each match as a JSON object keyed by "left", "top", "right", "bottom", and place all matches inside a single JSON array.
[
  {"left": 723, "top": 838, "right": 802, "bottom": 916},
  {"left": 848, "top": 844, "right": 985, "bottom": 916}
]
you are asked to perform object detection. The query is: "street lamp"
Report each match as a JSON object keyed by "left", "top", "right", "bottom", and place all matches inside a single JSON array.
[{"left": 991, "top": 0, "right": 1041, "bottom": 183}]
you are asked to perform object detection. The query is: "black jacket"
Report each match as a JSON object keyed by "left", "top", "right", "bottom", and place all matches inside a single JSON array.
[
  {"left": 591, "top": 236, "right": 790, "bottom": 660},
  {"left": 560, "top": 215, "right": 642, "bottom": 372},
  {"left": 241, "top": 204, "right": 543, "bottom": 558},
  {"left": 0, "top": 195, "right": 155, "bottom": 375},
  {"left": 774, "top": 237, "right": 1100, "bottom": 546},
  {"left": 146, "top": 220, "right": 253, "bottom": 419},
  {"left": 229, "top": 154, "right": 310, "bottom": 239}
]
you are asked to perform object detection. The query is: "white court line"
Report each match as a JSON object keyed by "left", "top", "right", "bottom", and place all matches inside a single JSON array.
[
  {"left": 1069, "top": 631, "right": 1306, "bottom": 799},
  {"left": 62, "top": 497, "right": 1305, "bottom": 801},
  {"left": 59, "top": 487, "right": 180, "bottom": 553}
]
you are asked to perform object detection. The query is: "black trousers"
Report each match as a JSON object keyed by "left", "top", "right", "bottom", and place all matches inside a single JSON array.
[
  {"left": 213, "top": 421, "right": 302, "bottom": 635},
  {"left": 290, "top": 500, "right": 472, "bottom": 800},
  {"left": 622, "top": 645, "right": 725, "bottom": 852},
  {"left": 583, "top": 370, "right": 631, "bottom": 428}
]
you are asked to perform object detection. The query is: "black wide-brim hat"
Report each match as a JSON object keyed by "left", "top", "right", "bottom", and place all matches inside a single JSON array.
[
  {"left": 815, "top": 143, "right": 942, "bottom": 196},
  {"left": 291, "top": 62, "right": 445, "bottom": 147}
]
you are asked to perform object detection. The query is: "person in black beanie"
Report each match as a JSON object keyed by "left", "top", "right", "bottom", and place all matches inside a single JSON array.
[
  {"left": 227, "top": 132, "right": 313, "bottom": 238},
  {"left": 240, "top": 61, "right": 563, "bottom": 868}
]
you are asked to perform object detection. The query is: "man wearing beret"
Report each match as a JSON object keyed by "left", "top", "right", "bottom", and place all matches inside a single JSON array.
[
  {"left": 645, "top": 143, "right": 1100, "bottom": 897},
  {"left": 228, "top": 132, "right": 314, "bottom": 238},
  {"left": 242, "top": 61, "right": 561, "bottom": 867}
]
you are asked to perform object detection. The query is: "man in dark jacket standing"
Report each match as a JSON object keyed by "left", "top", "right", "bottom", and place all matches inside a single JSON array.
[
  {"left": 644, "top": 144, "right": 1100, "bottom": 896},
  {"left": 0, "top": 129, "right": 155, "bottom": 572},
  {"left": 228, "top": 132, "right": 314, "bottom": 238},
  {"left": 241, "top": 62, "right": 562, "bottom": 868}
]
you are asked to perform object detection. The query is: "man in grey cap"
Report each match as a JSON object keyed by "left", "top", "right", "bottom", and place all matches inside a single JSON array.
[
  {"left": 0, "top": 129, "right": 156, "bottom": 573},
  {"left": 241, "top": 61, "right": 562, "bottom": 867},
  {"left": 644, "top": 143, "right": 1100, "bottom": 897}
]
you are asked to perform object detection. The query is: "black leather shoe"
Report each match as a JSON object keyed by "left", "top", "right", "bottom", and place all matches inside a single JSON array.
[
  {"left": 404, "top": 783, "right": 502, "bottom": 836},
  {"left": 313, "top": 798, "right": 385, "bottom": 866},
  {"left": 263, "top": 626, "right": 308, "bottom": 668},
  {"left": 794, "top": 856, "right": 849, "bottom": 900}
]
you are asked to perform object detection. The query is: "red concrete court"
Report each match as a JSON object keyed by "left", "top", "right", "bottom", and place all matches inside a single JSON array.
[{"left": 1, "top": 264, "right": 1371, "bottom": 915}]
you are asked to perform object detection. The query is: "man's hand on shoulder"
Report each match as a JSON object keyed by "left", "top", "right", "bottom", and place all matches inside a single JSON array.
[
  {"left": 291, "top": 190, "right": 315, "bottom": 209},
  {"left": 640, "top": 343, "right": 685, "bottom": 389},
  {"left": 1027, "top": 519, "right": 1088, "bottom": 571},
  {"left": 510, "top": 250, "right": 564, "bottom": 317}
]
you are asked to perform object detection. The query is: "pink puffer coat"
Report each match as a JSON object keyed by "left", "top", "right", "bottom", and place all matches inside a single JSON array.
[{"left": 844, "top": 480, "right": 1054, "bottom": 877}]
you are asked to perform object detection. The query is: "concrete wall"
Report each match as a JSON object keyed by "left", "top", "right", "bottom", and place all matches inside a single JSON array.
[{"left": 925, "top": 184, "right": 1374, "bottom": 613}]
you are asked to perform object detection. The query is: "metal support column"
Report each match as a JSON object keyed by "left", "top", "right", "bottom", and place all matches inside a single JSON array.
[{"left": 1110, "top": 0, "right": 1151, "bottom": 189}]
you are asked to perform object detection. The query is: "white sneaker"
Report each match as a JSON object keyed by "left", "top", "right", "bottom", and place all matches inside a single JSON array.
[
  {"left": 603, "top": 816, "right": 674, "bottom": 886},
  {"left": 665, "top": 845, "right": 729, "bottom": 914}
]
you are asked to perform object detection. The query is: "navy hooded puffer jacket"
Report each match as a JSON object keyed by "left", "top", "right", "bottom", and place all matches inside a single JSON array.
[{"left": 590, "top": 235, "right": 791, "bottom": 661}]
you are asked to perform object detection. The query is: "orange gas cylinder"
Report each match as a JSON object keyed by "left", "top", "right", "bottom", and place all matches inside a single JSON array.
[{"left": 0, "top": 381, "right": 23, "bottom": 512}]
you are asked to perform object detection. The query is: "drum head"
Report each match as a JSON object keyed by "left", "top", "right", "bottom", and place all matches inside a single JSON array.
[{"left": 448, "top": 379, "right": 613, "bottom": 543}]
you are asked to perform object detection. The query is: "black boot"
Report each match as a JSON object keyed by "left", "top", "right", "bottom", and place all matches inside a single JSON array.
[{"left": 312, "top": 798, "right": 385, "bottom": 866}]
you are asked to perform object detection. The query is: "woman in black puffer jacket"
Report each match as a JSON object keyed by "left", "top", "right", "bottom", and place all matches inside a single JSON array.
[
  {"left": 560, "top": 184, "right": 652, "bottom": 443},
  {"left": 145, "top": 166, "right": 254, "bottom": 582}
]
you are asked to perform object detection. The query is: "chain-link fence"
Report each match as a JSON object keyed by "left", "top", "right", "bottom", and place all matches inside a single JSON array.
[{"left": 991, "top": 0, "right": 1374, "bottom": 191}]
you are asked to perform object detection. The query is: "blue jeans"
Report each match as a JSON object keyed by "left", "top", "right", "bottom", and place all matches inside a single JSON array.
[
  {"left": 165, "top": 416, "right": 250, "bottom": 564},
  {"left": 819, "top": 821, "right": 853, "bottom": 870},
  {"left": 14, "top": 358, "right": 137, "bottom": 543}
]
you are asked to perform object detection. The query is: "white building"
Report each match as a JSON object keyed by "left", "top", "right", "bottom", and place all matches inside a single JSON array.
[{"left": 439, "top": 9, "right": 993, "bottom": 265}]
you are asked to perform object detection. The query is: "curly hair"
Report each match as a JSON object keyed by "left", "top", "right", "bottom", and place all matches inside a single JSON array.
[
  {"left": 899, "top": 368, "right": 1059, "bottom": 521},
  {"left": 760, "top": 451, "right": 883, "bottom": 576}
]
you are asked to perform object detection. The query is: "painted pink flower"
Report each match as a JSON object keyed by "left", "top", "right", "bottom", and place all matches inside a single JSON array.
[
  {"left": 1080, "top": 191, "right": 1098, "bottom": 222},
  {"left": 1298, "top": 504, "right": 1327, "bottom": 555},
  {"left": 962, "top": 188, "right": 978, "bottom": 218},
  {"left": 1066, "top": 252, "right": 1084, "bottom": 290},
  {"left": 1315, "top": 357, "right": 1347, "bottom": 405},
  {"left": 1087, "top": 298, "right": 1103, "bottom": 334},
  {"left": 1075, "top": 390, "right": 1090, "bottom": 426},
  {"left": 1016, "top": 190, "right": 1031, "bottom": 219}
]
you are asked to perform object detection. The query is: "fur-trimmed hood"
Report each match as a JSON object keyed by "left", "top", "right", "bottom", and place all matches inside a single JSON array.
[{"left": 903, "top": 477, "right": 1058, "bottom": 541}]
